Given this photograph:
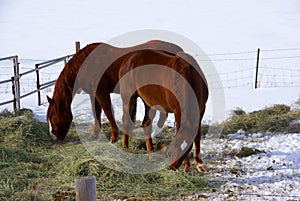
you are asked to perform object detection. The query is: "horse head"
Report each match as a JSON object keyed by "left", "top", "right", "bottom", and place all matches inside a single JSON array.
[{"left": 46, "top": 95, "right": 73, "bottom": 141}]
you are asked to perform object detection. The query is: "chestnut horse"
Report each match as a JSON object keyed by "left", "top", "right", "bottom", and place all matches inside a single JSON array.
[
  {"left": 118, "top": 49, "right": 208, "bottom": 172},
  {"left": 47, "top": 41, "right": 182, "bottom": 144}
]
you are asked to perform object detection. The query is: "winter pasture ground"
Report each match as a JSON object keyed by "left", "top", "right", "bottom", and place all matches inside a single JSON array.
[
  {"left": 0, "top": 93, "right": 300, "bottom": 200},
  {"left": 1, "top": 0, "right": 300, "bottom": 200}
]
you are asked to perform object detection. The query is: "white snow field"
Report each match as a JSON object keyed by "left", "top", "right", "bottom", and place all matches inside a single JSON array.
[{"left": 1, "top": 0, "right": 300, "bottom": 200}]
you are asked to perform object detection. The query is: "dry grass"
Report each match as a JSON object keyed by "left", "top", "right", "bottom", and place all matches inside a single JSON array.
[
  {"left": 2, "top": 102, "right": 299, "bottom": 200},
  {"left": 220, "top": 104, "right": 300, "bottom": 135},
  {"left": 0, "top": 110, "right": 207, "bottom": 201}
]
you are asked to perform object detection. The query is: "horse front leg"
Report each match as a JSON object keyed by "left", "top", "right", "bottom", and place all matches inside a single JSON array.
[
  {"left": 96, "top": 93, "right": 119, "bottom": 143},
  {"left": 169, "top": 110, "right": 197, "bottom": 172},
  {"left": 169, "top": 111, "right": 190, "bottom": 171}
]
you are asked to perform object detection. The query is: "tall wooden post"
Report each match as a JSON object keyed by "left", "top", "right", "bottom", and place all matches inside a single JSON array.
[
  {"left": 75, "top": 176, "right": 96, "bottom": 201},
  {"left": 254, "top": 48, "right": 260, "bottom": 89},
  {"left": 75, "top": 41, "right": 80, "bottom": 53},
  {"left": 11, "top": 76, "right": 16, "bottom": 112},
  {"left": 35, "top": 63, "right": 42, "bottom": 106},
  {"left": 13, "top": 56, "right": 20, "bottom": 113}
]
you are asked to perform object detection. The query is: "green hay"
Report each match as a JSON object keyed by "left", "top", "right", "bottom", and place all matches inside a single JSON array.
[
  {"left": 221, "top": 104, "right": 300, "bottom": 135},
  {"left": 0, "top": 110, "right": 207, "bottom": 201},
  {"left": 1, "top": 101, "right": 300, "bottom": 200}
]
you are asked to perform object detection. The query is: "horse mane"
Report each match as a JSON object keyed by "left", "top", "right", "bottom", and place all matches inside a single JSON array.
[{"left": 52, "top": 43, "right": 102, "bottom": 105}]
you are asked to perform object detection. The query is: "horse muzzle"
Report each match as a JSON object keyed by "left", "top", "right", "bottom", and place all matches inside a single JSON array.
[
  {"left": 48, "top": 121, "right": 58, "bottom": 141},
  {"left": 50, "top": 132, "right": 58, "bottom": 141}
]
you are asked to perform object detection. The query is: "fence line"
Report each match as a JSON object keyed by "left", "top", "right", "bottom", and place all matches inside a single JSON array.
[
  {"left": 0, "top": 53, "right": 73, "bottom": 113},
  {"left": 257, "top": 66, "right": 300, "bottom": 88},
  {"left": 35, "top": 55, "right": 73, "bottom": 105},
  {"left": 0, "top": 56, "right": 20, "bottom": 112},
  {"left": 1, "top": 45, "right": 300, "bottom": 113},
  {"left": 0, "top": 55, "right": 18, "bottom": 62}
]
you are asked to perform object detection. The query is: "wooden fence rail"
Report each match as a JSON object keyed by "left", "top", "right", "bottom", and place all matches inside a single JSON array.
[
  {"left": 35, "top": 54, "right": 73, "bottom": 105},
  {"left": 0, "top": 42, "right": 78, "bottom": 113},
  {"left": 0, "top": 55, "right": 20, "bottom": 112}
]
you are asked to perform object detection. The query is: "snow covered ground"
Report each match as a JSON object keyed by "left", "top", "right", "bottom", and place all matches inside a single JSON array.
[
  {"left": 1, "top": 82, "right": 300, "bottom": 201},
  {"left": 1, "top": 0, "right": 300, "bottom": 200},
  {"left": 199, "top": 133, "right": 300, "bottom": 200},
  {"left": 2, "top": 87, "right": 299, "bottom": 123}
]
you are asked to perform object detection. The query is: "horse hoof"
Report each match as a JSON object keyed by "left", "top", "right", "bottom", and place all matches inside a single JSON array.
[
  {"left": 110, "top": 138, "right": 118, "bottom": 144},
  {"left": 196, "top": 164, "right": 207, "bottom": 172},
  {"left": 184, "top": 166, "right": 190, "bottom": 172},
  {"left": 87, "top": 135, "right": 98, "bottom": 141}
]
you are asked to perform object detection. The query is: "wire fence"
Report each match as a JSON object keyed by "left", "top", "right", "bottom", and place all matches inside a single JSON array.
[
  {"left": 0, "top": 55, "right": 72, "bottom": 112},
  {"left": 0, "top": 47, "right": 300, "bottom": 200},
  {"left": 196, "top": 47, "right": 300, "bottom": 89},
  {"left": 0, "top": 47, "right": 300, "bottom": 111},
  {"left": 258, "top": 67, "right": 300, "bottom": 88}
]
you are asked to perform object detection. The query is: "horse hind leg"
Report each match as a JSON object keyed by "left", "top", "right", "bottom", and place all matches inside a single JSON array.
[
  {"left": 157, "top": 112, "right": 167, "bottom": 128},
  {"left": 183, "top": 156, "right": 191, "bottom": 172},
  {"left": 89, "top": 95, "right": 102, "bottom": 140},
  {"left": 194, "top": 127, "right": 207, "bottom": 172},
  {"left": 122, "top": 95, "right": 138, "bottom": 149},
  {"left": 151, "top": 112, "right": 167, "bottom": 140},
  {"left": 141, "top": 104, "right": 155, "bottom": 152}
]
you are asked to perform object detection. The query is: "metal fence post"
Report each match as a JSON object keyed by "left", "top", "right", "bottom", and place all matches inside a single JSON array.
[{"left": 254, "top": 48, "right": 260, "bottom": 89}]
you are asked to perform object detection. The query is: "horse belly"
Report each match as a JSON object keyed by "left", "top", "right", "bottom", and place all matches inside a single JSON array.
[{"left": 137, "top": 86, "right": 173, "bottom": 113}]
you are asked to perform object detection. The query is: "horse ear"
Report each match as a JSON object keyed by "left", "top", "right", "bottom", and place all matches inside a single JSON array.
[{"left": 47, "top": 95, "right": 55, "bottom": 105}]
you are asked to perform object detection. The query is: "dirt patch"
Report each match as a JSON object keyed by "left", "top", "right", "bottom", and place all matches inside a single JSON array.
[{"left": 235, "top": 146, "right": 266, "bottom": 158}]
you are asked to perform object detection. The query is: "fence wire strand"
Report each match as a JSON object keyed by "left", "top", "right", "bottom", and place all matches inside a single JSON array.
[
  {"left": 1, "top": 49, "right": 300, "bottom": 199},
  {"left": 1, "top": 48, "right": 300, "bottom": 108}
]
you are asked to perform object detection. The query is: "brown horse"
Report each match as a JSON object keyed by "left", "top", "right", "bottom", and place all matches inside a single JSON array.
[
  {"left": 46, "top": 40, "right": 182, "bottom": 144},
  {"left": 118, "top": 49, "right": 208, "bottom": 172}
]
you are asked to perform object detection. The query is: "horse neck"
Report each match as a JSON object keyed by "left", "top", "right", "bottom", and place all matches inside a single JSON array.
[
  {"left": 52, "top": 69, "right": 77, "bottom": 109},
  {"left": 51, "top": 43, "right": 103, "bottom": 109},
  {"left": 53, "top": 59, "right": 81, "bottom": 108}
]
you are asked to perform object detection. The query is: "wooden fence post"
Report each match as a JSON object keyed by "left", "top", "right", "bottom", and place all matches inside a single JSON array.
[
  {"left": 75, "top": 41, "right": 80, "bottom": 53},
  {"left": 254, "top": 48, "right": 260, "bottom": 89},
  {"left": 75, "top": 176, "right": 96, "bottom": 201},
  {"left": 11, "top": 76, "right": 16, "bottom": 112},
  {"left": 35, "top": 63, "right": 42, "bottom": 106},
  {"left": 13, "top": 56, "right": 20, "bottom": 113}
]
